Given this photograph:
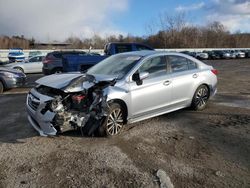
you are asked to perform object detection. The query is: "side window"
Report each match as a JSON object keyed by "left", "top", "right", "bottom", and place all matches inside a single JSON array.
[
  {"left": 38, "top": 57, "right": 43, "bottom": 61},
  {"left": 187, "top": 59, "right": 197, "bottom": 70},
  {"left": 115, "top": 45, "right": 132, "bottom": 53},
  {"left": 136, "top": 44, "right": 152, "bottom": 51},
  {"left": 29, "top": 57, "right": 36, "bottom": 62},
  {"left": 168, "top": 56, "right": 191, "bottom": 73},
  {"left": 138, "top": 56, "right": 167, "bottom": 78}
]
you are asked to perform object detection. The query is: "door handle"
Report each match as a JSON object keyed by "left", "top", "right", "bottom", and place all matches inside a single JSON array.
[
  {"left": 163, "top": 80, "right": 171, "bottom": 86},
  {"left": 192, "top": 73, "right": 198, "bottom": 78}
]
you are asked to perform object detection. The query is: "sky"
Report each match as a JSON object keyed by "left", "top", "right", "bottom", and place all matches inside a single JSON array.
[{"left": 0, "top": 0, "right": 250, "bottom": 41}]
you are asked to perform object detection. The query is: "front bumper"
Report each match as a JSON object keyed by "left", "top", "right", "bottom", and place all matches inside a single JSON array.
[{"left": 26, "top": 88, "right": 57, "bottom": 136}]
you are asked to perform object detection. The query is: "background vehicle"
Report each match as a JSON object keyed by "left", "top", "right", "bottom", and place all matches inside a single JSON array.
[
  {"left": 203, "top": 50, "right": 220, "bottom": 59},
  {"left": 8, "top": 48, "right": 25, "bottom": 62},
  {"left": 231, "top": 50, "right": 245, "bottom": 58},
  {"left": 62, "top": 42, "right": 154, "bottom": 72},
  {"left": 4, "top": 55, "right": 45, "bottom": 73},
  {"left": 28, "top": 51, "right": 43, "bottom": 58},
  {"left": 27, "top": 51, "right": 217, "bottom": 137},
  {"left": 0, "top": 67, "right": 26, "bottom": 93},
  {"left": 242, "top": 50, "right": 250, "bottom": 58},
  {"left": 42, "top": 51, "right": 87, "bottom": 75},
  {"left": 194, "top": 52, "right": 209, "bottom": 60}
]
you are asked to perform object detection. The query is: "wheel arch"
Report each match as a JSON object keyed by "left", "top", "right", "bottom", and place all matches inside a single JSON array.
[{"left": 13, "top": 66, "right": 24, "bottom": 72}]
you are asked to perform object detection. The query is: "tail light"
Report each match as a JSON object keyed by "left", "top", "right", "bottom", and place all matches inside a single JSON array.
[
  {"left": 43, "top": 56, "right": 53, "bottom": 64},
  {"left": 211, "top": 69, "right": 218, "bottom": 75}
]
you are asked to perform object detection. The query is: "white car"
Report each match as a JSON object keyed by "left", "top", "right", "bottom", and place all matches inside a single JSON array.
[
  {"left": 4, "top": 55, "right": 45, "bottom": 73},
  {"left": 230, "top": 50, "right": 245, "bottom": 58}
]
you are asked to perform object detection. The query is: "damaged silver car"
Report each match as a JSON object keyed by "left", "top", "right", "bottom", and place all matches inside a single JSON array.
[{"left": 26, "top": 51, "right": 217, "bottom": 136}]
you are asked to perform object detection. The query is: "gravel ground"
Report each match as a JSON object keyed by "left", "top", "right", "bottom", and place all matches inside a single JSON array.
[{"left": 0, "top": 59, "right": 250, "bottom": 188}]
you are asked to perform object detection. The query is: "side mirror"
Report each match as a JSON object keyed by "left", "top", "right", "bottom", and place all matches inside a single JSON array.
[{"left": 132, "top": 72, "right": 149, "bottom": 85}]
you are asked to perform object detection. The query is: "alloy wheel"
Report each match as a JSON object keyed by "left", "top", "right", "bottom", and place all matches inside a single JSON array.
[
  {"left": 106, "top": 108, "right": 123, "bottom": 135},
  {"left": 195, "top": 86, "right": 209, "bottom": 108}
]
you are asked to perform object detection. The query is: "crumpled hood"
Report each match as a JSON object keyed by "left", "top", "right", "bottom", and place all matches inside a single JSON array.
[
  {"left": 36, "top": 73, "right": 83, "bottom": 89},
  {"left": 36, "top": 73, "right": 118, "bottom": 91}
]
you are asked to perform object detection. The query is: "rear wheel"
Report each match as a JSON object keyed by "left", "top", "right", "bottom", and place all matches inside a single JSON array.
[
  {"left": 0, "top": 81, "right": 4, "bottom": 93},
  {"left": 14, "top": 67, "right": 24, "bottom": 73},
  {"left": 98, "top": 103, "right": 125, "bottom": 136},
  {"left": 191, "top": 85, "right": 209, "bottom": 111}
]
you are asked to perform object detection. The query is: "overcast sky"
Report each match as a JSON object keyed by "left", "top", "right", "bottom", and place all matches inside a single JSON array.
[{"left": 0, "top": 0, "right": 249, "bottom": 41}]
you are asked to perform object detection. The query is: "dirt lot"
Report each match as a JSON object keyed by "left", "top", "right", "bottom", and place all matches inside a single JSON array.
[{"left": 0, "top": 59, "right": 249, "bottom": 188}]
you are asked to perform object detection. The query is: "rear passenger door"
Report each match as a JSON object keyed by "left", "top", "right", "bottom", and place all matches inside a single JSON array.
[{"left": 167, "top": 55, "right": 198, "bottom": 106}]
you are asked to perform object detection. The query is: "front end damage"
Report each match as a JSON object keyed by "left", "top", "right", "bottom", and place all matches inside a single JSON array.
[{"left": 26, "top": 74, "right": 116, "bottom": 136}]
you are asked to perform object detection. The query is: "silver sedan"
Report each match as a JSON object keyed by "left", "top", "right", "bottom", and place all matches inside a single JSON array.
[
  {"left": 5, "top": 55, "right": 45, "bottom": 73},
  {"left": 26, "top": 51, "right": 217, "bottom": 136}
]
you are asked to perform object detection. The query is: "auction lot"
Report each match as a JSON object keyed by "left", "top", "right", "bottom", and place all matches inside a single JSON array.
[{"left": 0, "top": 59, "right": 250, "bottom": 187}]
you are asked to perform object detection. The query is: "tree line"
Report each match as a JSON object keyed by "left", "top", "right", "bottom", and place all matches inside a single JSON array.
[{"left": 1, "top": 15, "right": 250, "bottom": 49}]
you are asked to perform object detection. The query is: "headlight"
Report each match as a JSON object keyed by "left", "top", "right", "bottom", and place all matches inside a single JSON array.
[{"left": 2, "top": 72, "right": 19, "bottom": 78}]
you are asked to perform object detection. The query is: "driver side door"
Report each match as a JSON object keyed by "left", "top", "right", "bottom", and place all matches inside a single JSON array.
[{"left": 128, "top": 55, "right": 172, "bottom": 119}]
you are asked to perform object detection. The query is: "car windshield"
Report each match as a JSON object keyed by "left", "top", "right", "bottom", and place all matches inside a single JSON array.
[{"left": 87, "top": 54, "right": 142, "bottom": 79}]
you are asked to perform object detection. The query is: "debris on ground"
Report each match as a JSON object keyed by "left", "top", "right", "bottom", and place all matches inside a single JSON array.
[{"left": 156, "top": 169, "right": 174, "bottom": 188}]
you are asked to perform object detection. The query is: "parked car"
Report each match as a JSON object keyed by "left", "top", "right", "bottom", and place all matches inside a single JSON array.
[
  {"left": 180, "top": 51, "right": 196, "bottom": 57},
  {"left": 231, "top": 50, "right": 245, "bottom": 58},
  {"left": 28, "top": 51, "right": 43, "bottom": 58},
  {"left": 26, "top": 51, "right": 217, "bottom": 137},
  {"left": 62, "top": 42, "right": 154, "bottom": 72},
  {"left": 42, "top": 51, "right": 87, "bottom": 75},
  {"left": 8, "top": 48, "right": 25, "bottom": 62},
  {"left": 0, "top": 67, "right": 26, "bottom": 93},
  {"left": 242, "top": 50, "right": 250, "bottom": 58},
  {"left": 194, "top": 52, "right": 209, "bottom": 60},
  {"left": 203, "top": 50, "right": 220, "bottom": 59},
  {"left": 4, "top": 55, "right": 45, "bottom": 73}
]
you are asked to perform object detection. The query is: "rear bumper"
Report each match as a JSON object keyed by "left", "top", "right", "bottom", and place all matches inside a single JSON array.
[
  {"left": 42, "top": 67, "right": 52, "bottom": 75},
  {"left": 209, "top": 84, "right": 217, "bottom": 98}
]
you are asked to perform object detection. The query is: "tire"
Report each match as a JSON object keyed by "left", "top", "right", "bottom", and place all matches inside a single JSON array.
[
  {"left": 52, "top": 68, "right": 63, "bottom": 74},
  {"left": 14, "top": 67, "right": 24, "bottom": 73},
  {"left": 0, "top": 81, "right": 4, "bottom": 93},
  {"left": 191, "top": 85, "right": 209, "bottom": 111},
  {"left": 98, "top": 103, "right": 125, "bottom": 137}
]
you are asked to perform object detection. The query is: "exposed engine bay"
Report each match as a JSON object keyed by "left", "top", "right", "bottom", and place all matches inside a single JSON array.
[{"left": 26, "top": 74, "right": 116, "bottom": 136}]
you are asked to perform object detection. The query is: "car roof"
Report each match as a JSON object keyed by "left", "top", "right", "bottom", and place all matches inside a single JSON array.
[{"left": 117, "top": 50, "right": 190, "bottom": 57}]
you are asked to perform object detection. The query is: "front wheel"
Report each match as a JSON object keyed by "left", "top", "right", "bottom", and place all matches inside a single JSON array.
[
  {"left": 191, "top": 85, "right": 209, "bottom": 111},
  {"left": 98, "top": 103, "right": 125, "bottom": 136}
]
